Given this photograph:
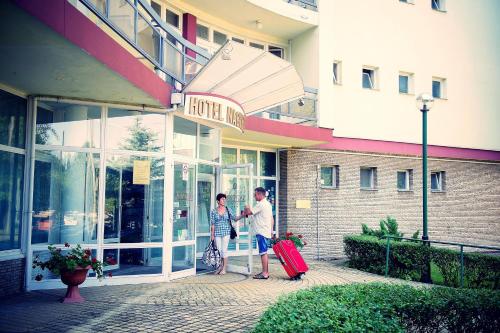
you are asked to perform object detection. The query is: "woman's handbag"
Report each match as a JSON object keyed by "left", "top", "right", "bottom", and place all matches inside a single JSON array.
[
  {"left": 226, "top": 208, "right": 237, "bottom": 240},
  {"left": 201, "top": 240, "right": 221, "bottom": 268}
]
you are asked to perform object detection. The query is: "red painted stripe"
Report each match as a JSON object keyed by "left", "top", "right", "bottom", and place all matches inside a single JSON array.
[
  {"left": 13, "top": 0, "right": 171, "bottom": 106},
  {"left": 317, "top": 137, "right": 500, "bottom": 161}
]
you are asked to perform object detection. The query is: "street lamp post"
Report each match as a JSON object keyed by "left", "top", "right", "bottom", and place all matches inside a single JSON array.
[{"left": 416, "top": 93, "right": 434, "bottom": 282}]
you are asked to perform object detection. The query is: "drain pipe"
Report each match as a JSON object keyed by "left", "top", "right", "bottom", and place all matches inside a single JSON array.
[{"left": 316, "top": 164, "right": 320, "bottom": 260}]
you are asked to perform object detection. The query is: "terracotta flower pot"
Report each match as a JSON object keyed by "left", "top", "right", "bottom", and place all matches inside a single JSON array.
[{"left": 60, "top": 265, "right": 90, "bottom": 303}]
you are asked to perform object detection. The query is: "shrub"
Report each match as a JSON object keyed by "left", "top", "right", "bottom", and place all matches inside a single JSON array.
[
  {"left": 253, "top": 283, "right": 500, "bottom": 333},
  {"left": 344, "top": 235, "right": 500, "bottom": 289},
  {"left": 361, "top": 216, "right": 405, "bottom": 239}
]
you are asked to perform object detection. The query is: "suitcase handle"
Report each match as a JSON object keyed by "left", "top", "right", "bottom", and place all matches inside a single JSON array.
[{"left": 278, "top": 255, "right": 286, "bottom": 266}]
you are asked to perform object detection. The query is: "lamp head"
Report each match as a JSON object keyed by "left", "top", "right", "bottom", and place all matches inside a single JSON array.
[{"left": 416, "top": 93, "right": 434, "bottom": 111}]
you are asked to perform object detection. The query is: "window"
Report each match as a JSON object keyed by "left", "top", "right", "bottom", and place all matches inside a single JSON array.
[
  {"left": 165, "top": 9, "right": 179, "bottom": 28},
  {"left": 397, "top": 170, "right": 413, "bottom": 191},
  {"left": 360, "top": 167, "right": 377, "bottom": 189},
  {"left": 232, "top": 37, "right": 244, "bottom": 44},
  {"left": 249, "top": 42, "right": 265, "bottom": 50},
  {"left": 432, "top": 0, "right": 445, "bottom": 11},
  {"left": 0, "top": 90, "right": 26, "bottom": 251},
  {"left": 321, "top": 166, "right": 339, "bottom": 188},
  {"left": 196, "top": 24, "right": 209, "bottom": 41},
  {"left": 432, "top": 77, "right": 446, "bottom": 99},
  {"left": 399, "top": 75, "right": 409, "bottom": 93},
  {"left": 333, "top": 61, "right": 342, "bottom": 85},
  {"left": 399, "top": 72, "right": 413, "bottom": 94},
  {"left": 431, "top": 171, "right": 446, "bottom": 192},
  {"left": 151, "top": 1, "right": 161, "bottom": 16},
  {"left": 213, "top": 30, "right": 227, "bottom": 45},
  {"left": 362, "top": 67, "right": 377, "bottom": 89},
  {"left": 269, "top": 46, "right": 284, "bottom": 58}
]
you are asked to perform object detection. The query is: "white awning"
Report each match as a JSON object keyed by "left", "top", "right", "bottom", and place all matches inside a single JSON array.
[{"left": 182, "top": 40, "right": 304, "bottom": 115}]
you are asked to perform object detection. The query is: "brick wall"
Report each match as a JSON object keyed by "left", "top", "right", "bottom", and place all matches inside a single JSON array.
[
  {"left": 0, "top": 258, "right": 25, "bottom": 296},
  {"left": 279, "top": 149, "right": 500, "bottom": 259}
]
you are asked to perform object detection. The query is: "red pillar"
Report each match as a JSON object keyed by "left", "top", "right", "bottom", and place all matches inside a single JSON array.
[{"left": 183, "top": 13, "right": 197, "bottom": 57}]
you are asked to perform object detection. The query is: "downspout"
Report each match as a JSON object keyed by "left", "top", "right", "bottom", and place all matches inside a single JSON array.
[{"left": 316, "top": 164, "right": 320, "bottom": 260}]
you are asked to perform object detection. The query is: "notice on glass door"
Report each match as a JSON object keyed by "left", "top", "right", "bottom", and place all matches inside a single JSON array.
[{"left": 133, "top": 160, "right": 151, "bottom": 185}]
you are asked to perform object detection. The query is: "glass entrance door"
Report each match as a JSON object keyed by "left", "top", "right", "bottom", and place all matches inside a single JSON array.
[
  {"left": 171, "top": 162, "right": 196, "bottom": 276},
  {"left": 218, "top": 163, "right": 254, "bottom": 275}
]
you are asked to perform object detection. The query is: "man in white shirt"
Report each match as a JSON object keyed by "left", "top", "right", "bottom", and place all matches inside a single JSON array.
[{"left": 245, "top": 187, "right": 274, "bottom": 279}]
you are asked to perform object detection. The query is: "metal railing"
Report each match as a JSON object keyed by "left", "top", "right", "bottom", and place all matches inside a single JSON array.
[
  {"left": 382, "top": 236, "right": 500, "bottom": 288},
  {"left": 255, "top": 87, "right": 317, "bottom": 126},
  {"left": 284, "top": 0, "right": 318, "bottom": 11},
  {"left": 76, "top": 0, "right": 211, "bottom": 87}
]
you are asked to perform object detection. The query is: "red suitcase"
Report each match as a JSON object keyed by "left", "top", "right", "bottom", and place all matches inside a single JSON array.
[{"left": 272, "top": 240, "right": 309, "bottom": 280}]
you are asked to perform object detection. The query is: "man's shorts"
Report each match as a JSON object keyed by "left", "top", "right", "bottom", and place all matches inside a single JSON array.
[{"left": 256, "top": 234, "right": 270, "bottom": 256}]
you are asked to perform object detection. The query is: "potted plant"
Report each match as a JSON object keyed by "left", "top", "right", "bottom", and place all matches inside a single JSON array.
[
  {"left": 33, "top": 243, "right": 104, "bottom": 303},
  {"left": 272, "top": 232, "right": 307, "bottom": 250}
]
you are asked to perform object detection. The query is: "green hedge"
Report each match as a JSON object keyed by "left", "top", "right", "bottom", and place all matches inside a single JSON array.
[
  {"left": 253, "top": 283, "right": 500, "bottom": 333},
  {"left": 344, "top": 235, "right": 500, "bottom": 289}
]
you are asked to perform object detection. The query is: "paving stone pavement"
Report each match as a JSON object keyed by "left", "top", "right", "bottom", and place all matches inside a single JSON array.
[{"left": 0, "top": 258, "right": 417, "bottom": 333}]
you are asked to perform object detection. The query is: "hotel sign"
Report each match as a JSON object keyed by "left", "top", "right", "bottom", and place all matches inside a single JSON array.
[{"left": 183, "top": 93, "right": 245, "bottom": 132}]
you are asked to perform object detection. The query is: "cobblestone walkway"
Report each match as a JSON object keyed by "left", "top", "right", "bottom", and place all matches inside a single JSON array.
[{"left": 0, "top": 258, "right": 413, "bottom": 333}]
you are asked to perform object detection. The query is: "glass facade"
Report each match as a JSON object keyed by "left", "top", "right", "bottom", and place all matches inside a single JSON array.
[
  {"left": 1, "top": 92, "right": 278, "bottom": 287},
  {"left": 0, "top": 90, "right": 26, "bottom": 251},
  {"left": 26, "top": 99, "right": 224, "bottom": 286}
]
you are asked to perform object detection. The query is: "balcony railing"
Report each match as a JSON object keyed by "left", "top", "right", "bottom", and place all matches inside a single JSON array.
[
  {"left": 284, "top": 0, "right": 318, "bottom": 11},
  {"left": 255, "top": 87, "right": 317, "bottom": 126},
  {"left": 76, "top": 0, "right": 211, "bottom": 87}
]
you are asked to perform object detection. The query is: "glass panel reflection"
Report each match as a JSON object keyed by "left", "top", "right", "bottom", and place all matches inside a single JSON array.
[
  {"left": 240, "top": 150, "right": 257, "bottom": 176},
  {"left": 172, "top": 245, "right": 194, "bottom": 272},
  {"left": 102, "top": 248, "right": 162, "bottom": 276},
  {"left": 173, "top": 116, "right": 196, "bottom": 158},
  {"left": 0, "top": 151, "right": 24, "bottom": 251},
  {"left": 221, "top": 147, "right": 236, "bottom": 174},
  {"left": 137, "top": 13, "right": 160, "bottom": 62},
  {"left": 105, "top": 155, "right": 164, "bottom": 243},
  {"left": 107, "top": 109, "right": 165, "bottom": 152},
  {"left": 32, "top": 151, "right": 99, "bottom": 244},
  {"left": 260, "top": 151, "right": 276, "bottom": 177},
  {"left": 198, "top": 125, "right": 219, "bottom": 162},
  {"left": 0, "top": 90, "right": 26, "bottom": 149},
  {"left": 108, "top": 0, "right": 136, "bottom": 40},
  {"left": 173, "top": 163, "right": 195, "bottom": 242},
  {"left": 36, "top": 101, "right": 100, "bottom": 148}
]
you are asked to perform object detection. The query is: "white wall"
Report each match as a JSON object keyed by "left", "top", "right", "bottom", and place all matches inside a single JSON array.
[
  {"left": 291, "top": 27, "right": 319, "bottom": 89},
  {"left": 318, "top": 0, "right": 500, "bottom": 151}
]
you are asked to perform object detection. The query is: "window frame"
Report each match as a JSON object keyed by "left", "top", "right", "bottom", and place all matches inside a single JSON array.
[
  {"left": 333, "top": 61, "right": 342, "bottom": 85},
  {"left": 360, "top": 167, "right": 377, "bottom": 190},
  {"left": 397, "top": 170, "right": 413, "bottom": 191},
  {"left": 432, "top": 77, "right": 447, "bottom": 99},
  {"left": 432, "top": 0, "right": 446, "bottom": 12},
  {"left": 164, "top": 5, "right": 183, "bottom": 32},
  {"left": 320, "top": 165, "right": 339, "bottom": 189},
  {"left": 398, "top": 72, "right": 414, "bottom": 94},
  {"left": 431, "top": 171, "right": 446, "bottom": 192},
  {"left": 362, "top": 67, "right": 378, "bottom": 90}
]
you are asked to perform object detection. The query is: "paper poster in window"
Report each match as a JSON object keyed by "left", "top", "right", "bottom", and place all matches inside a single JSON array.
[{"left": 133, "top": 160, "right": 151, "bottom": 185}]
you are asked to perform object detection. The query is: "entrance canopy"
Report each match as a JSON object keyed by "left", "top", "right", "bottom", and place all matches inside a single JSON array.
[{"left": 182, "top": 40, "right": 305, "bottom": 129}]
